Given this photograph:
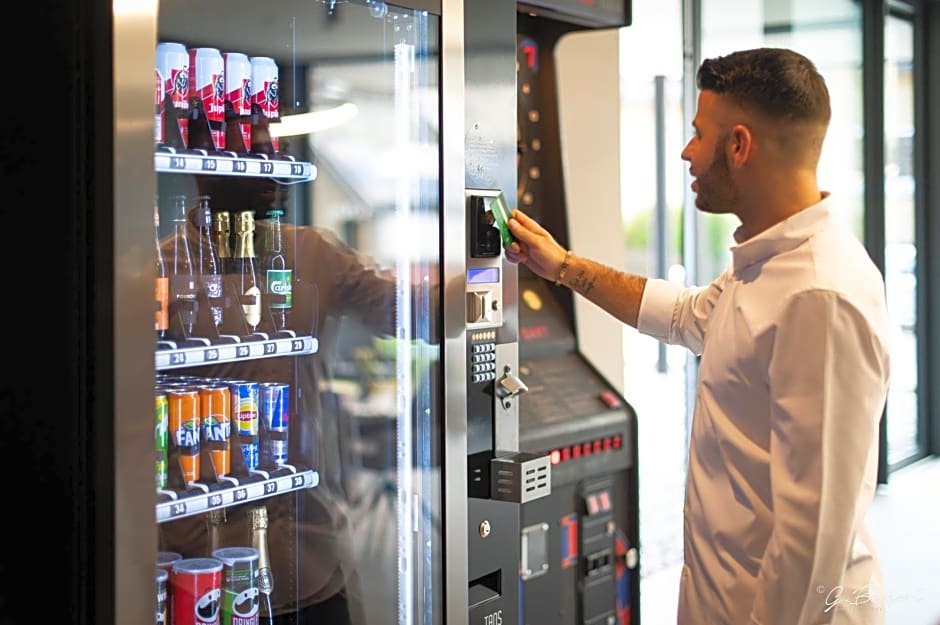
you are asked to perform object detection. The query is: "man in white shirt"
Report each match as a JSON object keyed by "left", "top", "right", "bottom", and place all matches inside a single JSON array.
[{"left": 504, "top": 47, "right": 891, "bottom": 625}]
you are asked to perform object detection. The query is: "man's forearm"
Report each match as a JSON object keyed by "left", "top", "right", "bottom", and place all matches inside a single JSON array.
[{"left": 557, "top": 252, "right": 647, "bottom": 328}]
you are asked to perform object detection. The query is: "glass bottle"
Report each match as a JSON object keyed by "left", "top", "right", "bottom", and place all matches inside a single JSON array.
[
  {"left": 250, "top": 505, "right": 274, "bottom": 622},
  {"left": 168, "top": 194, "right": 198, "bottom": 337},
  {"left": 193, "top": 195, "right": 223, "bottom": 330},
  {"left": 231, "top": 210, "right": 262, "bottom": 332},
  {"left": 261, "top": 208, "right": 292, "bottom": 332},
  {"left": 154, "top": 200, "right": 169, "bottom": 341},
  {"left": 214, "top": 210, "right": 232, "bottom": 274}
]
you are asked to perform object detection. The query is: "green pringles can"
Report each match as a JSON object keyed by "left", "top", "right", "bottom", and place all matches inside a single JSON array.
[
  {"left": 155, "top": 391, "right": 168, "bottom": 489},
  {"left": 212, "top": 546, "right": 260, "bottom": 625}
]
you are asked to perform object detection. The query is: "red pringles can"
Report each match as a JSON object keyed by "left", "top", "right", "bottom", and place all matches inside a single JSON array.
[
  {"left": 249, "top": 56, "right": 279, "bottom": 153},
  {"left": 168, "top": 389, "right": 201, "bottom": 484},
  {"left": 171, "top": 558, "right": 223, "bottom": 625},
  {"left": 190, "top": 47, "right": 225, "bottom": 150},
  {"left": 223, "top": 52, "right": 251, "bottom": 152},
  {"left": 156, "top": 42, "right": 190, "bottom": 146},
  {"left": 199, "top": 384, "right": 232, "bottom": 480}
]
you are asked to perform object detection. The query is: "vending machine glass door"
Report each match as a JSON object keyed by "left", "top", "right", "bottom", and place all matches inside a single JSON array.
[{"left": 153, "top": 3, "right": 442, "bottom": 624}]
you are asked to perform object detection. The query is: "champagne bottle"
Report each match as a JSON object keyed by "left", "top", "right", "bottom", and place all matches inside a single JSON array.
[
  {"left": 206, "top": 508, "right": 227, "bottom": 556},
  {"left": 168, "top": 195, "right": 198, "bottom": 337},
  {"left": 261, "top": 209, "right": 292, "bottom": 332},
  {"left": 232, "top": 210, "right": 262, "bottom": 332},
  {"left": 193, "top": 196, "right": 224, "bottom": 329},
  {"left": 214, "top": 210, "right": 232, "bottom": 274},
  {"left": 154, "top": 201, "right": 169, "bottom": 341},
  {"left": 249, "top": 505, "right": 274, "bottom": 622}
]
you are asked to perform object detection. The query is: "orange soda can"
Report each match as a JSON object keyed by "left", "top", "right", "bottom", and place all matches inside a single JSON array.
[
  {"left": 199, "top": 384, "right": 232, "bottom": 479},
  {"left": 168, "top": 389, "right": 201, "bottom": 483}
]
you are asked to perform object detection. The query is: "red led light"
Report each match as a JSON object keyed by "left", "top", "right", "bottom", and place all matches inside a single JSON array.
[
  {"left": 613, "top": 434, "right": 622, "bottom": 449},
  {"left": 603, "top": 437, "right": 612, "bottom": 451},
  {"left": 561, "top": 447, "right": 571, "bottom": 462},
  {"left": 583, "top": 442, "right": 592, "bottom": 456},
  {"left": 550, "top": 449, "right": 561, "bottom": 465},
  {"left": 572, "top": 445, "right": 581, "bottom": 458},
  {"left": 593, "top": 440, "right": 602, "bottom": 454}
]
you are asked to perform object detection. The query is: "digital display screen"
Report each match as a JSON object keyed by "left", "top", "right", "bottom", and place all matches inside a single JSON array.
[{"left": 468, "top": 267, "right": 500, "bottom": 285}]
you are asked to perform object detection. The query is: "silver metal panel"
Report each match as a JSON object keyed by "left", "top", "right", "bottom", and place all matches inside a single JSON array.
[
  {"left": 493, "top": 341, "right": 520, "bottom": 452},
  {"left": 113, "top": 1, "right": 159, "bottom": 623},
  {"left": 442, "top": 1, "right": 469, "bottom": 624}
]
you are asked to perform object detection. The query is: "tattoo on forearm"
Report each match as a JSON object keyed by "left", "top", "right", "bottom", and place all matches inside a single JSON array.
[{"left": 570, "top": 269, "right": 596, "bottom": 295}]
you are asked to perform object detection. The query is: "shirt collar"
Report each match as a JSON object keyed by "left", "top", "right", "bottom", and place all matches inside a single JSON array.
[{"left": 730, "top": 192, "right": 833, "bottom": 275}]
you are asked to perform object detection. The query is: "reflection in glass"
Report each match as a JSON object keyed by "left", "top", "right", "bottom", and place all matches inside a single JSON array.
[{"left": 883, "top": 15, "right": 920, "bottom": 466}]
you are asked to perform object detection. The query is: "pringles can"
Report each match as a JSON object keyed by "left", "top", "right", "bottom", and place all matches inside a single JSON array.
[
  {"left": 168, "top": 389, "right": 201, "bottom": 484},
  {"left": 171, "top": 558, "right": 223, "bottom": 625},
  {"left": 223, "top": 51, "right": 251, "bottom": 151},
  {"left": 212, "top": 547, "right": 261, "bottom": 625},
  {"left": 249, "top": 56, "right": 279, "bottom": 152},
  {"left": 229, "top": 381, "right": 259, "bottom": 471},
  {"left": 156, "top": 567, "right": 169, "bottom": 625},
  {"left": 199, "top": 384, "right": 232, "bottom": 479},
  {"left": 158, "top": 551, "right": 183, "bottom": 573},
  {"left": 259, "top": 382, "right": 289, "bottom": 468},
  {"left": 156, "top": 42, "right": 190, "bottom": 146},
  {"left": 189, "top": 47, "right": 225, "bottom": 149}
]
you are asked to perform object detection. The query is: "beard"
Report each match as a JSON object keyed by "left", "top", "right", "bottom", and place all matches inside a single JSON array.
[{"left": 694, "top": 134, "right": 737, "bottom": 214}]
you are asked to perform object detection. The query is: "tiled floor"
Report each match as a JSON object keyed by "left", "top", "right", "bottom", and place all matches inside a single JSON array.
[{"left": 638, "top": 456, "right": 940, "bottom": 625}]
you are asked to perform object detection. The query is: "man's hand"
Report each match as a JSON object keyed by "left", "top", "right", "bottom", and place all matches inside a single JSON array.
[{"left": 504, "top": 209, "right": 568, "bottom": 283}]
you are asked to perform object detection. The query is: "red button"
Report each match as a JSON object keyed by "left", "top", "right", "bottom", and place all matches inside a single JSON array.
[{"left": 600, "top": 391, "right": 621, "bottom": 408}]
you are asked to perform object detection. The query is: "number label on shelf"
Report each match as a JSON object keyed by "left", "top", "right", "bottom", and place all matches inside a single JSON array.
[
  {"left": 234, "top": 488, "right": 249, "bottom": 502},
  {"left": 264, "top": 481, "right": 278, "bottom": 495},
  {"left": 204, "top": 348, "right": 220, "bottom": 362},
  {"left": 208, "top": 493, "right": 224, "bottom": 508},
  {"left": 170, "top": 352, "right": 187, "bottom": 366},
  {"left": 201, "top": 158, "right": 218, "bottom": 172},
  {"left": 169, "top": 501, "right": 187, "bottom": 517},
  {"left": 156, "top": 336, "right": 317, "bottom": 370}
]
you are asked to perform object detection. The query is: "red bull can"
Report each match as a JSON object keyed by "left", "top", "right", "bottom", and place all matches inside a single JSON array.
[
  {"left": 171, "top": 558, "right": 223, "bottom": 625},
  {"left": 156, "top": 42, "right": 190, "bottom": 146},
  {"left": 259, "top": 382, "right": 289, "bottom": 467},
  {"left": 223, "top": 51, "right": 251, "bottom": 151},
  {"left": 229, "top": 381, "right": 259, "bottom": 471},
  {"left": 249, "top": 56, "right": 279, "bottom": 152},
  {"left": 190, "top": 47, "right": 225, "bottom": 149}
]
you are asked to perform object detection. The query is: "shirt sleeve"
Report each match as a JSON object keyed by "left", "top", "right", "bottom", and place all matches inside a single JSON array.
[
  {"left": 750, "top": 288, "right": 890, "bottom": 625},
  {"left": 637, "top": 271, "right": 729, "bottom": 355}
]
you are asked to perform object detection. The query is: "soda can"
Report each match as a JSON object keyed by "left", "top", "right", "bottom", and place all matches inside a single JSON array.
[
  {"left": 157, "top": 551, "right": 183, "bottom": 573},
  {"left": 156, "top": 567, "right": 169, "bottom": 625},
  {"left": 155, "top": 392, "right": 169, "bottom": 489},
  {"left": 171, "top": 557, "right": 223, "bottom": 625},
  {"left": 168, "top": 389, "right": 201, "bottom": 483},
  {"left": 259, "top": 382, "right": 289, "bottom": 467},
  {"left": 212, "top": 547, "right": 260, "bottom": 625},
  {"left": 199, "top": 384, "right": 232, "bottom": 479},
  {"left": 190, "top": 47, "right": 225, "bottom": 149},
  {"left": 229, "top": 381, "right": 259, "bottom": 471},
  {"left": 249, "top": 56, "right": 279, "bottom": 152},
  {"left": 156, "top": 42, "right": 190, "bottom": 146},
  {"left": 223, "top": 52, "right": 252, "bottom": 151}
]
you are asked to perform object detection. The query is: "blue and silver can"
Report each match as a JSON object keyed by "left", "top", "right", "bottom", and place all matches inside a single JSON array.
[{"left": 260, "top": 382, "right": 289, "bottom": 467}]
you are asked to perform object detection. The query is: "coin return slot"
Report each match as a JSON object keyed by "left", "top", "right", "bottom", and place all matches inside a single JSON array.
[{"left": 468, "top": 570, "right": 502, "bottom": 608}]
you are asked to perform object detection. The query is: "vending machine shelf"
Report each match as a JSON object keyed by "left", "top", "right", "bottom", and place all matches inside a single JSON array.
[
  {"left": 156, "top": 466, "right": 319, "bottom": 522},
  {"left": 155, "top": 334, "right": 318, "bottom": 370},
  {"left": 154, "top": 148, "right": 317, "bottom": 181}
]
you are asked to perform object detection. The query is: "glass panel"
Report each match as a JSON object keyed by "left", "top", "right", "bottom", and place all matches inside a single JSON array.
[
  {"left": 698, "top": 0, "right": 864, "bottom": 282},
  {"left": 153, "top": 3, "right": 442, "bottom": 624},
  {"left": 884, "top": 15, "right": 920, "bottom": 466}
]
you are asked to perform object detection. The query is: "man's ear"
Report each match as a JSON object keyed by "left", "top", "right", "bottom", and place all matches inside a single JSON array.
[{"left": 728, "top": 123, "right": 753, "bottom": 168}]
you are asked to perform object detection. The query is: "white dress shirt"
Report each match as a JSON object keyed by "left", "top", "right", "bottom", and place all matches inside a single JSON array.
[{"left": 638, "top": 194, "right": 891, "bottom": 625}]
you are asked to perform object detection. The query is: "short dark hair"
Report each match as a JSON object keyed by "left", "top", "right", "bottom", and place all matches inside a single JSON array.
[{"left": 697, "top": 47, "right": 831, "bottom": 125}]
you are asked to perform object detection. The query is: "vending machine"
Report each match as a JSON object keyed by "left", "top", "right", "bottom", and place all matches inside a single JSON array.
[{"left": 6, "top": 0, "right": 633, "bottom": 623}]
